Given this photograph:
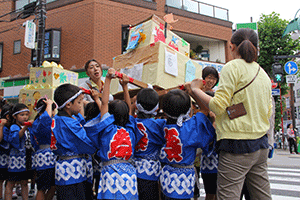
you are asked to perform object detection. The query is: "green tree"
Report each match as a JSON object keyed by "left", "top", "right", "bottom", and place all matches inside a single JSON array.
[{"left": 257, "top": 12, "right": 300, "bottom": 132}]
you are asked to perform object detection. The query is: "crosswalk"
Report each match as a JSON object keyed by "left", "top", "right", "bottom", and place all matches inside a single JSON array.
[{"left": 194, "top": 166, "right": 300, "bottom": 200}]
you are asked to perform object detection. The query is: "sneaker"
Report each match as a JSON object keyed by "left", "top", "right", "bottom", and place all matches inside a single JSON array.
[
  {"left": 29, "top": 189, "right": 35, "bottom": 198},
  {"left": 12, "top": 188, "right": 18, "bottom": 199},
  {"left": 15, "top": 185, "right": 22, "bottom": 196}
]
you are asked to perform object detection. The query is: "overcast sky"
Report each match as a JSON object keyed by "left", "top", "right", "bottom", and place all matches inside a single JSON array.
[{"left": 205, "top": 0, "right": 299, "bottom": 27}]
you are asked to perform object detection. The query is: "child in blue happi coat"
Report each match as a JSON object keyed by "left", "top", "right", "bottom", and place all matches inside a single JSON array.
[
  {"left": 0, "top": 104, "right": 13, "bottom": 199},
  {"left": 52, "top": 83, "right": 100, "bottom": 200},
  {"left": 85, "top": 68, "right": 143, "bottom": 200},
  {"left": 5, "top": 103, "right": 38, "bottom": 200},
  {"left": 159, "top": 89, "right": 216, "bottom": 200},
  {"left": 32, "top": 98, "right": 57, "bottom": 200},
  {"left": 133, "top": 88, "right": 166, "bottom": 200}
]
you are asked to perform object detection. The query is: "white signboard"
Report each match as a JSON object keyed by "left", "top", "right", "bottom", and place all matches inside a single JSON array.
[
  {"left": 165, "top": 48, "right": 178, "bottom": 77},
  {"left": 286, "top": 75, "right": 297, "bottom": 84},
  {"left": 24, "top": 20, "right": 36, "bottom": 49}
]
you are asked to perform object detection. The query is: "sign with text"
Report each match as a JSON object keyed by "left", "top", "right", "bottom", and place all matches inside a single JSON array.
[
  {"left": 286, "top": 75, "right": 297, "bottom": 84},
  {"left": 24, "top": 20, "right": 36, "bottom": 49},
  {"left": 272, "top": 89, "right": 280, "bottom": 96}
]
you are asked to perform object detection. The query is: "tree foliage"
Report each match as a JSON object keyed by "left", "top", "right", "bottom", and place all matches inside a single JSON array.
[{"left": 257, "top": 12, "right": 300, "bottom": 132}]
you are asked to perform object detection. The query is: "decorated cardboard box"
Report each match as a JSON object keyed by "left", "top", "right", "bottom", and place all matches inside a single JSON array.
[
  {"left": 29, "top": 66, "right": 78, "bottom": 87},
  {"left": 126, "top": 15, "right": 190, "bottom": 57},
  {"left": 20, "top": 64, "right": 79, "bottom": 119},
  {"left": 19, "top": 88, "right": 55, "bottom": 119},
  {"left": 111, "top": 41, "right": 201, "bottom": 94}
]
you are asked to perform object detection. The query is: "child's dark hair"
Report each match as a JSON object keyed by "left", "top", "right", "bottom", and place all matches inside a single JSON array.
[
  {"left": 0, "top": 97, "right": 7, "bottom": 109},
  {"left": 1, "top": 104, "right": 13, "bottom": 127},
  {"left": 85, "top": 102, "right": 100, "bottom": 122},
  {"left": 11, "top": 103, "right": 29, "bottom": 124},
  {"left": 162, "top": 89, "right": 191, "bottom": 124},
  {"left": 54, "top": 84, "right": 81, "bottom": 110},
  {"left": 287, "top": 123, "right": 292, "bottom": 129},
  {"left": 34, "top": 98, "right": 56, "bottom": 120},
  {"left": 109, "top": 100, "right": 129, "bottom": 127},
  {"left": 202, "top": 67, "right": 219, "bottom": 87},
  {"left": 84, "top": 59, "right": 102, "bottom": 72},
  {"left": 231, "top": 28, "right": 258, "bottom": 63},
  {"left": 136, "top": 88, "right": 159, "bottom": 118}
]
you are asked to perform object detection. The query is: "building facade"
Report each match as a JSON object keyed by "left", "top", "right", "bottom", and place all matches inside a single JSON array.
[{"left": 0, "top": 0, "right": 233, "bottom": 101}]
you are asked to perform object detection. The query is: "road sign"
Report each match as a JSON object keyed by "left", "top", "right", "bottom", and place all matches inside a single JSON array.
[
  {"left": 286, "top": 75, "right": 297, "bottom": 83},
  {"left": 236, "top": 22, "right": 258, "bottom": 34},
  {"left": 272, "top": 89, "right": 280, "bottom": 96},
  {"left": 284, "top": 61, "right": 298, "bottom": 75}
]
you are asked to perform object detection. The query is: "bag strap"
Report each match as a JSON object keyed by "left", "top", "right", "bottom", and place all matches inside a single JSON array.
[{"left": 233, "top": 66, "right": 260, "bottom": 96}]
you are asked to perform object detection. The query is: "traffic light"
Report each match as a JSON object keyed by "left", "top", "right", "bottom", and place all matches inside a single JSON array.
[
  {"left": 272, "top": 63, "right": 284, "bottom": 83},
  {"left": 21, "top": 2, "right": 37, "bottom": 19}
]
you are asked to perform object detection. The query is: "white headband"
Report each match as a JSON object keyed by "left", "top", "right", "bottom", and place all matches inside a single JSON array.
[
  {"left": 12, "top": 109, "right": 30, "bottom": 116},
  {"left": 57, "top": 90, "right": 83, "bottom": 110},
  {"left": 136, "top": 102, "right": 159, "bottom": 116},
  {"left": 164, "top": 108, "right": 191, "bottom": 127},
  {"left": 1, "top": 110, "right": 9, "bottom": 117},
  {"left": 35, "top": 105, "right": 44, "bottom": 114}
]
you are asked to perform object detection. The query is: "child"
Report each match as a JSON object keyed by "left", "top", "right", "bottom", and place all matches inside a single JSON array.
[
  {"left": 0, "top": 104, "right": 13, "bottom": 199},
  {"left": 85, "top": 68, "right": 143, "bottom": 200},
  {"left": 51, "top": 83, "right": 99, "bottom": 200},
  {"left": 5, "top": 103, "right": 37, "bottom": 200},
  {"left": 159, "top": 89, "right": 215, "bottom": 200},
  {"left": 32, "top": 98, "right": 57, "bottom": 200},
  {"left": 84, "top": 101, "right": 102, "bottom": 199},
  {"left": 133, "top": 88, "right": 166, "bottom": 200}
]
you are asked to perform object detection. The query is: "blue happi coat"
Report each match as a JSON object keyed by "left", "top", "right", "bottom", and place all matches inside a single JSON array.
[
  {"left": 85, "top": 113, "right": 143, "bottom": 200},
  {"left": 134, "top": 118, "right": 165, "bottom": 181},
  {"left": 8, "top": 124, "right": 38, "bottom": 172},
  {"left": 32, "top": 112, "right": 56, "bottom": 171},
  {"left": 51, "top": 111, "right": 96, "bottom": 185},
  {"left": 159, "top": 112, "right": 216, "bottom": 199},
  {"left": 0, "top": 126, "right": 10, "bottom": 169}
]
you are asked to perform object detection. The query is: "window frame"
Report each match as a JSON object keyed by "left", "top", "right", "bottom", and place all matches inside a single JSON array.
[{"left": 13, "top": 40, "right": 21, "bottom": 55}]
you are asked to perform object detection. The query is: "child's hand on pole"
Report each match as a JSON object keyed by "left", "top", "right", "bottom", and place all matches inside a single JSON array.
[
  {"left": 119, "top": 73, "right": 129, "bottom": 86},
  {"left": 106, "top": 68, "right": 116, "bottom": 79}
]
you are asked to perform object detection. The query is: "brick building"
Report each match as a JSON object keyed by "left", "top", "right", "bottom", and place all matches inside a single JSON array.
[{"left": 0, "top": 0, "right": 233, "bottom": 101}]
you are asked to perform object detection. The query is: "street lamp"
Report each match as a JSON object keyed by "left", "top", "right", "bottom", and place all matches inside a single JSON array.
[{"left": 282, "top": 9, "right": 300, "bottom": 40}]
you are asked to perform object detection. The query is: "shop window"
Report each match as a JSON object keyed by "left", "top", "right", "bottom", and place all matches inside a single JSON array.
[{"left": 13, "top": 40, "right": 21, "bottom": 54}]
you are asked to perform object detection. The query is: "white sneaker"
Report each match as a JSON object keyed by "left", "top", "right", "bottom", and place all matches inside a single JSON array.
[
  {"left": 12, "top": 188, "right": 18, "bottom": 199},
  {"left": 29, "top": 189, "right": 35, "bottom": 198}
]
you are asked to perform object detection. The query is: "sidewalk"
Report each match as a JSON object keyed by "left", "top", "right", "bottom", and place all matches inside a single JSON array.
[{"left": 268, "top": 148, "right": 300, "bottom": 168}]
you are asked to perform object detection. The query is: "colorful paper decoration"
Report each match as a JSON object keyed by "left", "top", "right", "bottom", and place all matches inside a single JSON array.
[
  {"left": 154, "top": 27, "right": 165, "bottom": 43},
  {"left": 182, "top": 38, "right": 188, "bottom": 47},
  {"left": 185, "top": 60, "right": 196, "bottom": 82},
  {"left": 59, "top": 72, "right": 67, "bottom": 83}
]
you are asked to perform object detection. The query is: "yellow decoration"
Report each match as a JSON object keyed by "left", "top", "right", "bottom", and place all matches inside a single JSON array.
[
  {"left": 42, "top": 61, "right": 51, "bottom": 68},
  {"left": 58, "top": 64, "right": 64, "bottom": 69},
  {"left": 51, "top": 62, "right": 58, "bottom": 68},
  {"left": 138, "top": 32, "right": 146, "bottom": 43}
]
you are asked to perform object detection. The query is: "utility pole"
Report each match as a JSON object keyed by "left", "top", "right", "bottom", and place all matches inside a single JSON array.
[{"left": 36, "top": 0, "right": 46, "bottom": 67}]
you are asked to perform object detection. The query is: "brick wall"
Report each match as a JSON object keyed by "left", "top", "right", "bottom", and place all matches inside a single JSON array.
[{"left": 0, "top": 0, "right": 233, "bottom": 79}]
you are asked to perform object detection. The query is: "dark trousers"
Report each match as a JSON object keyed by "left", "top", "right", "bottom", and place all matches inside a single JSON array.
[
  {"left": 288, "top": 138, "right": 298, "bottom": 153},
  {"left": 137, "top": 178, "right": 159, "bottom": 200},
  {"left": 56, "top": 181, "right": 93, "bottom": 200}
]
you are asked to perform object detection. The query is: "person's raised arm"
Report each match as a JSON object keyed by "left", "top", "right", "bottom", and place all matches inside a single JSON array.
[
  {"left": 190, "top": 78, "right": 212, "bottom": 109},
  {"left": 91, "top": 89, "right": 102, "bottom": 112},
  {"left": 0, "top": 119, "right": 7, "bottom": 142},
  {"left": 184, "top": 81, "right": 210, "bottom": 116},
  {"left": 19, "top": 119, "right": 34, "bottom": 138},
  {"left": 119, "top": 73, "right": 132, "bottom": 115},
  {"left": 43, "top": 98, "right": 54, "bottom": 118},
  {"left": 101, "top": 68, "right": 115, "bottom": 118}
]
